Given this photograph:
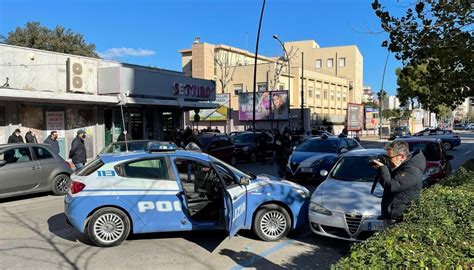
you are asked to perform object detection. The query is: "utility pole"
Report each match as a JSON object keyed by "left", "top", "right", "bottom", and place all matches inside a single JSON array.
[
  {"left": 301, "top": 52, "right": 304, "bottom": 132},
  {"left": 379, "top": 52, "right": 390, "bottom": 139},
  {"left": 252, "top": 0, "right": 266, "bottom": 131}
]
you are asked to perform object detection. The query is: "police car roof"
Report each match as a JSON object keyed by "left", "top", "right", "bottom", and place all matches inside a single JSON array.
[{"left": 99, "top": 149, "right": 212, "bottom": 164}]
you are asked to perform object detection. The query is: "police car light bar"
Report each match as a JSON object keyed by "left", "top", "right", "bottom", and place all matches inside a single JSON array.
[{"left": 147, "top": 142, "right": 178, "bottom": 152}]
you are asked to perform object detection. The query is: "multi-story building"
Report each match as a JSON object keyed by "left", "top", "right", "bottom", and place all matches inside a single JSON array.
[
  {"left": 179, "top": 39, "right": 363, "bottom": 131},
  {"left": 362, "top": 86, "right": 375, "bottom": 103},
  {"left": 383, "top": 95, "right": 400, "bottom": 110}
]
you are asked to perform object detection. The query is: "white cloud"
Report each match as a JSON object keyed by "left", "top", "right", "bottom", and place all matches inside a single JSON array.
[{"left": 99, "top": 47, "right": 155, "bottom": 59}]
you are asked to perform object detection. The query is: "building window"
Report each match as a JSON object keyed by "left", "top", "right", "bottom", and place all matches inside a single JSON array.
[
  {"left": 315, "top": 59, "right": 322, "bottom": 69},
  {"left": 316, "top": 91, "right": 321, "bottom": 99},
  {"left": 330, "top": 92, "right": 335, "bottom": 100},
  {"left": 279, "top": 83, "right": 285, "bottom": 90},
  {"left": 308, "top": 85, "right": 313, "bottom": 98},
  {"left": 233, "top": 84, "right": 243, "bottom": 96},
  {"left": 257, "top": 82, "right": 267, "bottom": 92},
  {"left": 337, "top": 93, "right": 341, "bottom": 101},
  {"left": 324, "top": 91, "right": 328, "bottom": 100},
  {"left": 343, "top": 94, "right": 347, "bottom": 102},
  {"left": 339, "top": 58, "right": 346, "bottom": 67},
  {"left": 327, "top": 58, "right": 334, "bottom": 68}
]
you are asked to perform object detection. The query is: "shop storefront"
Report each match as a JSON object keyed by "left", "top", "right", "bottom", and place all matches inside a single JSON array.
[{"left": 0, "top": 44, "right": 216, "bottom": 158}]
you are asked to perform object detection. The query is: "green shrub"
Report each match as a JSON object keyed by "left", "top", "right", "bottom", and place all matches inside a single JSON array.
[{"left": 333, "top": 160, "right": 474, "bottom": 269}]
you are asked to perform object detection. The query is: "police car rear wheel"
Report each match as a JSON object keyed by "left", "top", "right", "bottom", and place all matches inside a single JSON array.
[
  {"left": 253, "top": 205, "right": 291, "bottom": 241},
  {"left": 51, "top": 174, "right": 71, "bottom": 195},
  {"left": 87, "top": 207, "right": 130, "bottom": 247}
]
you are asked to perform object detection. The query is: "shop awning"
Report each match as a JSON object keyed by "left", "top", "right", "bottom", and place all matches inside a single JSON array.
[{"left": 0, "top": 88, "right": 218, "bottom": 109}]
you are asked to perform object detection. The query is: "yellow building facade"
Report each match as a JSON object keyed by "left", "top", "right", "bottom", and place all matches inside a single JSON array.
[{"left": 180, "top": 39, "right": 363, "bottom": 127}]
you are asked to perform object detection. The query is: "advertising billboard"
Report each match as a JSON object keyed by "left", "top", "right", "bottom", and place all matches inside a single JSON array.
[
  {"left": 190, "top": 93, "right": 230, "bottom": 121},
  {"left": 346, "top": 103, "right": 364, "bottom": 131},
  {"left": 238, "top": 91, "right": 289, "bottom": 121},
  {"left": 364, "top": 106, "right": 379, "bottom": 130}
]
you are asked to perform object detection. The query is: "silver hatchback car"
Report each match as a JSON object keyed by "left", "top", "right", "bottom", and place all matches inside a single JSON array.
[{"left": 0, "top": 143, "right": 73, "bottom": 199}]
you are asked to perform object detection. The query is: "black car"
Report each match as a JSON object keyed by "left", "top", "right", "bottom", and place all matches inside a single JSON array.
[
  {"left": 286, "top": 135, "right": 363, "bottom": 182},
  {"left": 186, "top": 133, "right": 235, "bottom": 164},
  {"left": 231, "top": 131, "right": 274, "bottom": 163},
  {"left": 389, "top": 126, "right": 411, "bottom": 140}
]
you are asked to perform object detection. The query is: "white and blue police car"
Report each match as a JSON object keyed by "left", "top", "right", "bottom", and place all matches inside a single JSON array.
[{"left": 65, "top": 143, "right": 309, "bottom": 247}]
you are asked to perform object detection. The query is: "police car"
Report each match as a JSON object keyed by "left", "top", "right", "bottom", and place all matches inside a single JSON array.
[{"left": 65, "top": 143, "right": 309, "bottom": 247}]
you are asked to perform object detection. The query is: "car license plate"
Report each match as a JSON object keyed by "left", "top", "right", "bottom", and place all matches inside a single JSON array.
[
  {"left": 368, "top": 222, "right": 384, "bottom": 231},
  {"left": 301, "top": 168, "right": 312, "bottom": 173}
]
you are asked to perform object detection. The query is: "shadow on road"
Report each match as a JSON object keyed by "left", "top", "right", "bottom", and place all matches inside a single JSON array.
[
  {"left": 47, "top": 213, "right": 92, "bottom": 245},
  {"left": 0, "top": 192, "right": 50, "bottom": 203},
  {"left": 220, "top": 248, "right": 285, "bottom": 270}
]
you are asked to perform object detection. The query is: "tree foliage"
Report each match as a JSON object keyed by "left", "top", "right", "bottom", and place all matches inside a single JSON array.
[
  {"left": 5, "top": 22, "right": 99, "bottom": 58},
  {"left": 372, "top": 0, "right": 473, "bottom": 110}
]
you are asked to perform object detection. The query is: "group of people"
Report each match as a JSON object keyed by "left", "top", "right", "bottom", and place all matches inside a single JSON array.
[{"left": 7, "top": 128, "right": 88, "bottom": 170}]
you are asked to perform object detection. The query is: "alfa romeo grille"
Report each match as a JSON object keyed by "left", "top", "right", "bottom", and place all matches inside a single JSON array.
[
  {"left": 345, "top": 213, "right": 363, "bottom": 234},
  {"left": 291, "top": 163, "right": 299, "bottom": 173}
]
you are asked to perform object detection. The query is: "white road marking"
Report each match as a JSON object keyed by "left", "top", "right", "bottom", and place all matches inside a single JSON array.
[{"left": 465, "top": 150, "right": 472, "bottom": 154}]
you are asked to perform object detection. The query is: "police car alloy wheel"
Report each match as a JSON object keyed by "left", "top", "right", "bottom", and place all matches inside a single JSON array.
[
  {"left": 51, "top": 174, "right": 71, "bottom": 195},
  {"left": 442, "top": 141, "right": 452, "bottom": 150},
  {"left": 87, "top": 207, "right": 131, "bottom": 247},
  {"left": 253, "top": 204, "right": 291, "bottom": 241}
]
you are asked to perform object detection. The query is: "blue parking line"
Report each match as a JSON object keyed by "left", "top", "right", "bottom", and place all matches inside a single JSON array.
[{"left": 229, "top": 232, "right": 311, "bottom": 270}]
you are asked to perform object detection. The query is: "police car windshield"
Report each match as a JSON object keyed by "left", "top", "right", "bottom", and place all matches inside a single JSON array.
[
  {"left": 331, "top": 156, "right": 378, "bottom": 182},
  {"left": 210, "top": 156, "right": 254, "bottom": 180},
  {"left": 296, "top": 139, "right": 338, "bottom": 153}
]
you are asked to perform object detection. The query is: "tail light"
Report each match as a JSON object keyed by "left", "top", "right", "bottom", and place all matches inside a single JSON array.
[{"left": 71, "top": 181, "right": 86, "bottom": 194}]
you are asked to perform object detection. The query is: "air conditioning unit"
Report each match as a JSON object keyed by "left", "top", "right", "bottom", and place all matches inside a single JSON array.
[{"left": 67, "top": 58, "right": 86, "bottom": 93}]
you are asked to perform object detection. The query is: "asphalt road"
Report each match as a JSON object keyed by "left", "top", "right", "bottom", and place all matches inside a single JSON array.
[{"left": 0, "top": 132, "right": 472, "bottom": 270}]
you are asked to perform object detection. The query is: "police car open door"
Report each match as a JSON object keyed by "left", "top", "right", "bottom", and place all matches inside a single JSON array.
[{"left": 215, "top": 163, "right": 247, "bottom": 238}]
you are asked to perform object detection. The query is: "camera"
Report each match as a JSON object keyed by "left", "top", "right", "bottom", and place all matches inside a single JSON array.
[{"left": 368, "top": 155, "right": 388, "bottom": 166}]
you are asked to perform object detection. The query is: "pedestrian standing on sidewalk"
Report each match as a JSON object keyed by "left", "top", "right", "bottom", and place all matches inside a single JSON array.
[
  {"left": 25, "top": 129, "right": 38, "bottom": 143},
  {"left": 275, "top": 130, "right": 291, "bottom": 178},
  {"left": 69, "top": 130, "right": 87, "bottom": 170},
  {"left": 44, "top": 131, "right": 60, "bottom": 154},
  {"left": 8, "top": 129, "right": 24, "bottom": 143}
]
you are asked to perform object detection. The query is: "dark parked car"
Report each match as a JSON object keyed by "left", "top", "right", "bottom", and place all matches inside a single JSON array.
[
  {"left": 186, "top": 133, "right": 235, "bottom": 164},
  {"left": 0, "top": 143, "right": 73, "bottom": 199},
  {"left": 396, "top": 137, "right": 453, "bottom": 187},
  {"left": 389, "top": 126, "right": 411, "bottom": 140},
  {"left": 231, "top": 131, "right": 274, "bottom": 163},
  {"left": 453, "top": 123, "right": 466, "bottom": 130},
  {"left": 413, "top": 128, "right": 461, "bottom": 150},
  {"left": 99, "top": 140, "right": 161, "bottom": 155},
  {"left": 286, "top": 135, "right": 363, "bottom": 182}
]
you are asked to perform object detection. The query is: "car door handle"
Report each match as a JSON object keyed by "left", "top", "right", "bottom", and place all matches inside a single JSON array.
[{"left": 31, "top": 166, "right": 39, "bottom": 170}]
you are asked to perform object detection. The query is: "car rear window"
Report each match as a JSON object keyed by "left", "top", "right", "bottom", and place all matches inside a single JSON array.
[
  {"left": 76, "top": 158, "right": 105, "bottom": 176},
  {"left": 331, "top": 156, "right": 378, "bottom": 182},
  {"left": 408, "top": 142, "right": 441, "bottom": 161}
]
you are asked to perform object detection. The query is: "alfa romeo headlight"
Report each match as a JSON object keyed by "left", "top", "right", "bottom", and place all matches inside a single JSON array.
[
  {"left": 309, "top": 202, "right": 332, "bottom": 216},
  {"left": 311, "top": 159, "right": 323, "bottom": 167}
]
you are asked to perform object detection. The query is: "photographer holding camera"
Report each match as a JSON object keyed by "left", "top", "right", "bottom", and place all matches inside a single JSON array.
[{"left": 371, "top": 141, "right": 426, "bottom": 227}]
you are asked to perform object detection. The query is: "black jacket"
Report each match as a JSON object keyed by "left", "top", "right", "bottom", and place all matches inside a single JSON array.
[
  {"left": 117, "top": 133, "right": 133, "bottom": 142},
  {"left": 69, "top": 136, "right": 87, "bottom": 163},
  {"left": 44, "top": 136, "right": 60, "bottom": 154},
  {"left": 379, "top": 150, "right": 426, "bottom": 220},
  {"left": 8, "top": 133, "right": 24, "bottom": 143},
  {"left": 25, "top": 131, "right": 38, "bottom": 143},
  {"left": 274, "top": 135, "right": 291, "bottom": 164}
]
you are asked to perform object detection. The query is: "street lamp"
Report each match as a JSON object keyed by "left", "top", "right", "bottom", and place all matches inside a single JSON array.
[{"left": 273, "top": 35, "right": 291, "bottom": 123}]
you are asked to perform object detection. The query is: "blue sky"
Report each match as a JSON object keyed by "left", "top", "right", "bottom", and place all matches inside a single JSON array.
[{"left": 0, "top": 0, "right": 408, "bottom": 95}]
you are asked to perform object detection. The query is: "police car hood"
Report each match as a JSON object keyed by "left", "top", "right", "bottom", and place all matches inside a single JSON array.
[
  {"left": 290, "top": 151, "right": 337, "bottom": 164},
  {"left": 253, "top": 174, "right": 307, "bottom": 190},
  {"left": 313, "top": 179, "right": 381, "bottom": 216}
]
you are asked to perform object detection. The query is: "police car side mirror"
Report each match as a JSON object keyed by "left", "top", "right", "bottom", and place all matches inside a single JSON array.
[
  {"left": 0, "top": 160, "right": 6, "bottom": 167},
  {"left": 240, "top": 176, "right": 250, "bottom": 186},
  {"left": 340, "top": 148, "right": 348, "bottom": 154}
]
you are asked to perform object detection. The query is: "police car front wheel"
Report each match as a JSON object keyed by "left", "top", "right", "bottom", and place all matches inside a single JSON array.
[
  {"left": 253, "top": 204, "right": 291, "bottom": 241},
  {"left": 87, "top": 207, "right": 131, "bottom": 247}
]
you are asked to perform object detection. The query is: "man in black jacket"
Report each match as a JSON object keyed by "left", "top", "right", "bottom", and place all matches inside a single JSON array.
[
  {"left": 8, "top": 129, "right": 24, "bottom": 143},
  {"left": 25, "top": 130, "right": 38, "bottom": 143},
  {"left": 274, "top": 130, "right": 291, "bottom": 178},
  {"left": 44, "top": 131, "right": 60, "bottom": 154},
  {"left": 70, "top": 130, "right": 87, "bottom": 170},
  {"left": 372, "top": 140, "right": 426, "bottom": 226}
]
